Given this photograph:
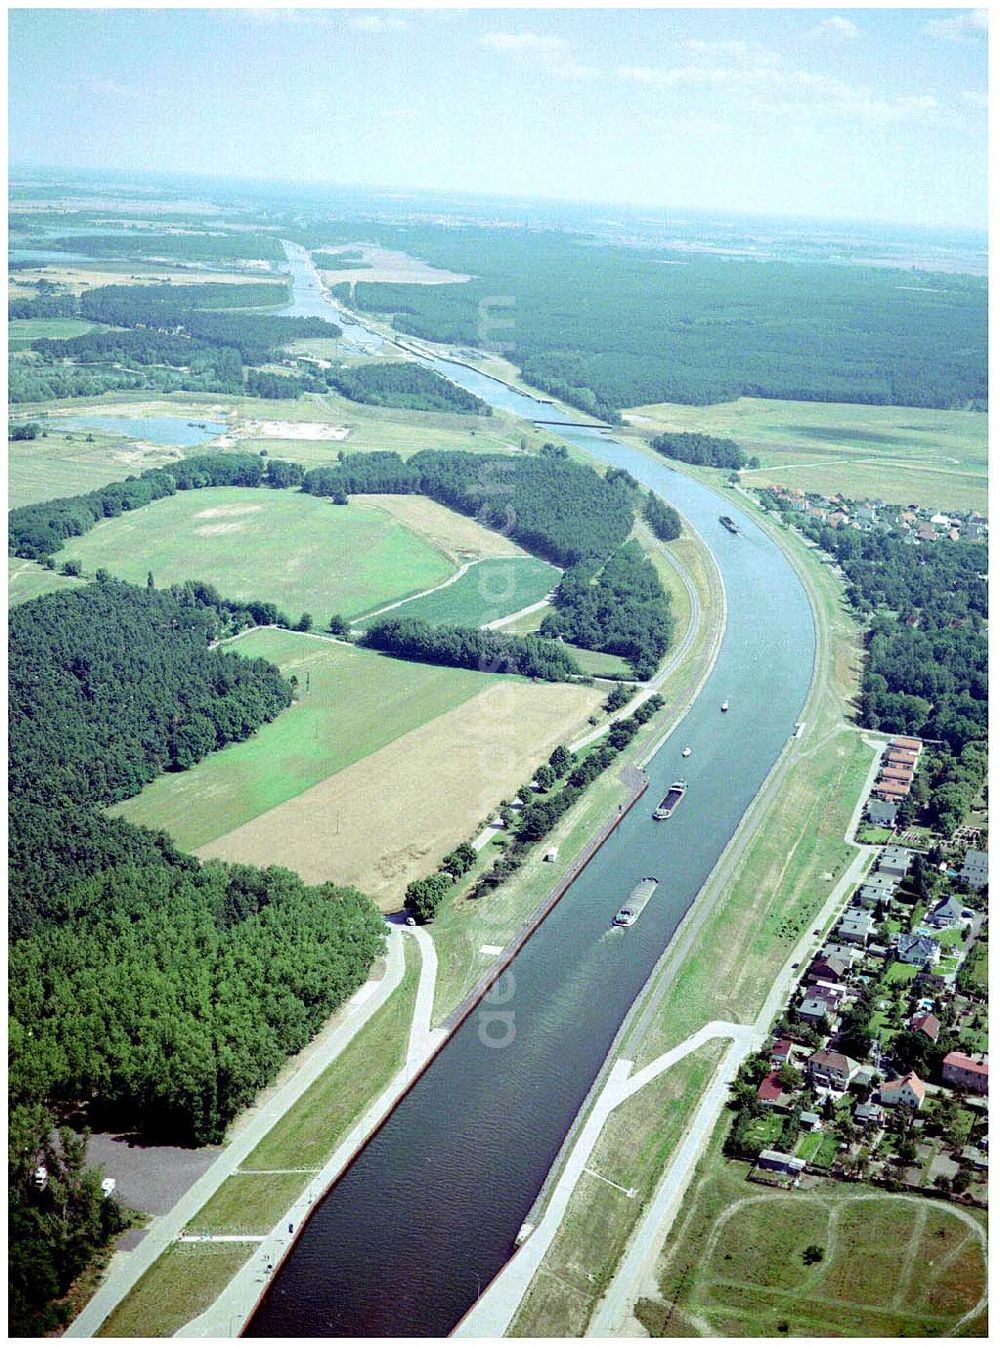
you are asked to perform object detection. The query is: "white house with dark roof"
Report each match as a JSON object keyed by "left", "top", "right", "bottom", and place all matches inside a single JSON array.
[
  {"left": 896, "top": 932, "right": 941, "bottom": 968},
  {"left": 959, "top": 849, "right": 988, "bottom": 891}
]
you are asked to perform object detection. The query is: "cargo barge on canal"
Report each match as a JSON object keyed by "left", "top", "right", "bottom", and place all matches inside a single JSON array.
[
  {"left": 653, "top": 780, "right": 687, "bottom": 820},
  {"left": 719, "top": 515, "right": 740, "bottom": 535},
  {"left": 613, "top": 877, "right": 660, "bottom": 928}
]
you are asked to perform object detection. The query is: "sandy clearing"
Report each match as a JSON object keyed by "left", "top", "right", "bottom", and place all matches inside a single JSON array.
[
  {"left": 353, "top": 494, "right": 529, "bottom": 565},
  {"left": 317, "top": 245, "right": 470, "bottom": 287},
  {"left": 195, "top": 522, "right": 247, "bottom": 537},
  {"left": 243, "top": 419, "right": 350, "bottom": 441},
  {"left": 194, "top": 503, "right": 265, "bottom": 520},
  {"left": 196, "top": 678, "right": 601, "bottom": 908}
]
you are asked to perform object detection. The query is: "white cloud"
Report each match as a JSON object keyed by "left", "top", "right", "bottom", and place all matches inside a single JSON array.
[
  {"left": 960, "top": 89, "right": 989, "bottom": 109},
  {"left": 810, "top": 16, "right": 861, "bottom": 41},
  {"left": 230, "top": 8, "right": 332, "bottom": 29},
  {"left": 348, "top": 15, "right": 410, "bottom": 34},
  {"left": 480, "top": 31, "right": 599, "bottom": 81},
  {"left": 681, "top": 38, "right": 780, "bottom": 65},
  {"left": 617, "top": 44, "right": 963, "bottom": 131},
  {"left": 923, "top": 9, "right": 988, "bottom": 42}
]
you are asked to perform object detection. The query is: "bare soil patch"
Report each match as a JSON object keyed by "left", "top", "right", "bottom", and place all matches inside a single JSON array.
[
  {"left": 243, "top": 419, "right": 350, "bottom": 441},
  {"left": 196, "top": 679, "right": 601, "bottom": 908},
  {"left": 193, "top": 503, "right": 264, "bottom": 520},
  {"left": 317, "top": 245, "right": 470, "bottom": 287}
]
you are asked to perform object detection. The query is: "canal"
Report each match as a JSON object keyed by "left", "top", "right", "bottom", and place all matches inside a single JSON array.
[{"left": 246, "top": 248, "right": 815, "bottom": 1337}]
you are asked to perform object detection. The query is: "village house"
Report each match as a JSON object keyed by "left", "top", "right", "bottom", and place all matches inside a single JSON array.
[
  {"left": 942, "top": 1052, "right": 989, "bottom": 1096},
  {"left": 878, "top": 846, "right": 914, "bottom": 879},
  {"left": 809, "top": 954, "right": 853, "bottom": 984},
  {"left": 770, "top": 1038, "right": 794, "bottom": 1068},
  {"left": 807, "top": 1049, "right": 860, "bottom": 1091},
  {"left": 755, "top": 1150, "right": 806, "bottom": 1184},
  {"left": 909, "top": 1012, "right": 941, "bottom": 1041},
  {"left": 837, "top": 912, "right": 874, "bottom": 945},
  {"left": 880, "top": 1071, "right": 926, "bottom": 1111},
  {"left": 891, "top": 735, "right": 923, "bottom": 754},
  {"left": 959, "top": 848, "right": 988, "bottom": 891},
  {"left": 854, "top": 1100, "right": 885, "bottom": 1128},
  {"left": 925, "top": 895, "right": 973, "bottom": 930},
  {"left": 865, "top": 798, "right": 899, "bottom": 828},
  {"left": 757, "top": 1071, "right": 795, "bottom": 1111},
  {"left": 896, "top": 932, "right": 941, "bottom": 968},
  {"left": 880, "top": 766, "right": 913, "bottom": 786}
]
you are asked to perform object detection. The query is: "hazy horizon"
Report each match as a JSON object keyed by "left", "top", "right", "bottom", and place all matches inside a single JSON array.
[{"left": 8, "top": 7, "right": 989, "bottom": 231}]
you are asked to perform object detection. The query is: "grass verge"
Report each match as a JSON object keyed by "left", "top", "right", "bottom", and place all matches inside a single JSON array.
[
  {"left": 510, "top": 1042, "right": 725, "bottom": 1337},
  {"left": 97, "top": 1243, "right": 255, "bottom": 1339}
]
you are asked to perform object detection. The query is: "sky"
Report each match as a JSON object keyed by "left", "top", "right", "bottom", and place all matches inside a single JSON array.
[{"left": 7, "top": 6, "right": 990, "bottom": 229}]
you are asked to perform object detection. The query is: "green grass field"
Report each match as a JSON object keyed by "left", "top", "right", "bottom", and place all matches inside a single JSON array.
[
  {"left": 111, "top": 630, "right": 494, "bottom": 849},
  {"left": 8, "top": 317, "right": 100, "bottom": 349},
  {"left": 637, "top": 1127, "right": 988, "bottom": 1338},
  {"left": 8, "top": 558, "right": 87, "bottom": 606},
  {"left": 356, "top": 556, "right": 559, "bottom": 627},
  {"left": 8, "top": 425, "right": 189, "bottom": 506},
  {"left": 65, "top": 485, "right": 453, "bottom": 623},
  {"left": 624, "top": 396, "right": 987, "bottom": 514}
]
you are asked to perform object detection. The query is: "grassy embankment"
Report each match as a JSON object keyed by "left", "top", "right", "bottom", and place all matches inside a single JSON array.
[
  {"left": 509, "top": 494, "right": 877, "bottom": 1336},
  {"left": 511, "top": 1043, "right": 726, "bottom": 1337},
  {"left": 62, "top": 485, "right": 453, "bottom": 623},
  {"left": 112, "top": 632, "right": 494, "bottom": 850},
  {"left": 635, "top": 1115, "right": 987, "bottom": 1338},
  {"left": 428, "top": 521, "right": 724, "bottom": 1023},
  {"left": 622, "top": 396, "right": 987, "bottom": 515},
  {"left": 97, "top": 941, "right": 420, "bottom": 1338}
]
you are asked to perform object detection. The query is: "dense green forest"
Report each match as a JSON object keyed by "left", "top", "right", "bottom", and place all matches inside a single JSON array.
[
  {"left": 361, "top": 615, "right": 581, "bottom": 681},
  {"left": 788, "top": 510, "right": 988, "bottom": 835},
  {"left": 324, "top": 361, "right": 490, "bottom": 414},
  {"left": 312, "top": 223, "right": 987, "bottom": 414},
  {"left": 8, "top": 580, "right": 384, "bottom": 1330},
  {"left": 9, "top": 280, "right": 334, "bottom": 404},
  {"left": 44, "top": 230, "right": 287, "bottom": 263},
  {"left": 650, "top": 430, "right": 747, "bottom": 470},
  {"left": 541, "top": 542, "right": 674, "bottom": 679},
  {"left": 303, "top": 449, "right": 636, "bottom": 566}
]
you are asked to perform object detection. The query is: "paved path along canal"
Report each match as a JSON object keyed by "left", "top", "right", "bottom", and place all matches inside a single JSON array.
[{"left": 244, "top": 253, "right": 816, "bottom": 1337}]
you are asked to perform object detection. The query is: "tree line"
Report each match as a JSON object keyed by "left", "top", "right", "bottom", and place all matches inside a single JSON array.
[
  {"left": 541, "top": 541, "right": 674, "bottom": 679},
  {"left": 404, "top": 695, "right": 665, "bottom": 922},
  {"left": 650, "top": 430, "right": 746, "bottom": 470},
  {"left": 324, "top": 360, "right": 491, "bottom": 415},
  {"left": 361, "top": 615, "right": 581, "bottom": 681},
  {"left": 302, "top": 449, "right": 636, "bottom": 567}
]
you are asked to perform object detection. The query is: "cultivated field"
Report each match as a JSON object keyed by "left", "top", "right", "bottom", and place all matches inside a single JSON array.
[
  {"left": 637, "top": 1137, "right": 987, "bottom": 1338},
  {"left": 112, "top": 632, "right": 491, "bottom": 849},
  {"left": 623, "top": 397, "right": 988, "bottom": 514},
  {"left": 196, "top": 676, "right": 602, "bottom": 907},
  {"left": 358, "top": 556, "right": 560, "bottom": 628},
  {"left": 8, "top": 262, "right": 283, "bottom": 298},
  {"left": 351, "top": 493, "right": 528, "bottom": 564},
  {"left": 64, "top": 486, "right": 452, "bottom": 622}
]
